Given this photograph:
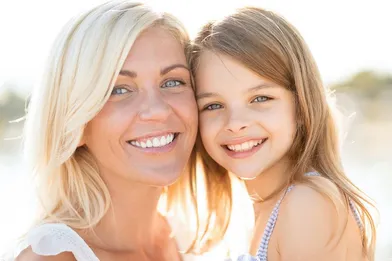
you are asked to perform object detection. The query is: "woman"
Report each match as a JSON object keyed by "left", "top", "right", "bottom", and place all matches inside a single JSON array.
[
  {"left": 191, "top": 7, "right": 376, "bottom": 261},
  {"left": 14, "top": 1, "right": 231, "bottom": 260}
]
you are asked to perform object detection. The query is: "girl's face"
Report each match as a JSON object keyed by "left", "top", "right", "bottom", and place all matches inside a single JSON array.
[
  {"left": 83, "top": 26, "right": 198, "bottom": 186},
  {"left": 195, "top": 51, "right": 297, "bottom": 179}
]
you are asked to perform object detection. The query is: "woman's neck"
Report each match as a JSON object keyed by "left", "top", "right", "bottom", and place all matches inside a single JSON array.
[{"left": 85, "top": 172, "right": 165, "bottom": 253}]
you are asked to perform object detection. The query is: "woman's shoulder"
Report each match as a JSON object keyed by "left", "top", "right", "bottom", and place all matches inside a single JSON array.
[
  {"left": 14, "top": 223, "right": 98, "bottom": 261},
  {"left": 15, "top": 247, "right": 75, "bottom": 261}
]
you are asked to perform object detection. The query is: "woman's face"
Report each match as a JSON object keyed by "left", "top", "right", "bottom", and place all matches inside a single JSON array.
[
  {"left": 195, "top": 51, "right": 296, "bottom": 180},
  {"left": 83, "top": 26, "right": 198, "bottom": 186}
]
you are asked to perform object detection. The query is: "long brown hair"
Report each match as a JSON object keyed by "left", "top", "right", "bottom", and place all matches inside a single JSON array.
[{"left": 190, "top": 7, "right": 376, "bottom": 259}]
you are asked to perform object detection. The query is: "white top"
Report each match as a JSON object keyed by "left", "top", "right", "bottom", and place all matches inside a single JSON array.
[
  {"left": 18, "top": 223, "right": 214, "bottom": 261},
  {"left": 22, "top": 223, "right": 99, "bottom": 261}
]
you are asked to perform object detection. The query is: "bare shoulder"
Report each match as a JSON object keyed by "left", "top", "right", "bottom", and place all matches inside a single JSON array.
[
  {"left": 283, "top": 176, "right": 345, "bottom": 214},
  {"left": 275, "top": 177, "right": 351, "bottom": 260},
  {"left": 15, "top": 247, "right": 76, "bottom": 261},
  {"left": 279, "top": 177, "right": 346, "bottom": 235}
]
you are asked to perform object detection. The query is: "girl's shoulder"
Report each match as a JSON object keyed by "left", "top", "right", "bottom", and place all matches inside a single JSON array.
[
  {"left": 280, "top": 174, "right": 347, "bottom": 230},
  {"left": 275, "top": 176, "right": 353, "bottom": 259}
]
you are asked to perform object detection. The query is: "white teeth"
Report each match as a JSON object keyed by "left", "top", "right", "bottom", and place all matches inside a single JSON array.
[
  {"left": 166, "top": 134, "right": 173, "bottom": 143},
  {"left": 153, "top": 137, "right": 160, "bottom": 147},
  {"left": 226, "top": 139, "right": 264, "bottom": 152},
  {"left": 129, "top": 133, "right": 175, "bottom": 148}
]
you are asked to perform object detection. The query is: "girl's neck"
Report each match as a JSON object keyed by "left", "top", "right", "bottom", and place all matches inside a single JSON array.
[
  {"left": 245, "top": 157, "right": 293, "bottom": 223},
  {"left": 245, "top": 157, "right": 292, "bottom": 204}
]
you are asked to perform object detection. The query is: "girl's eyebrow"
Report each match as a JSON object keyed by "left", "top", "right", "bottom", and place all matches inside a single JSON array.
[
  {"left": 196, "top": 92, "right": 218, "bottom": 100},
  {"left": 196, "top": 83, "right": 279, "bottom": 101},
  {"left": 247, "top": 83, "right": 279, "bottom": 93}
]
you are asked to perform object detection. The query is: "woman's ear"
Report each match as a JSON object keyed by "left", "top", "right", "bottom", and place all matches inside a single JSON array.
[
  {"left": 78, "top": 130, "right": 86, "bottom": 147},
  {"left": 78, "top": 137, "right": 85, "bottom": 147}
]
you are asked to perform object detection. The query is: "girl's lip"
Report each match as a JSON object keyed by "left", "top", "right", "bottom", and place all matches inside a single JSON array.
[
  {"left": 222, "top": 137, "right": 266, "bottom": 146},
  {"left": 223, "top": 138, "right": 268, "bottom": 159}
]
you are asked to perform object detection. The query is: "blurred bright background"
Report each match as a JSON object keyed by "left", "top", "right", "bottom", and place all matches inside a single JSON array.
[{"left": 0, "top": 0, "right": 391, "bottom": 260}]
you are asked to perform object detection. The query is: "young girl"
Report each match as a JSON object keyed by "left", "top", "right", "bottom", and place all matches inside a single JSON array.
[
  {"left": 191, "top": 7, "right": 376, "bottom": 261},
  {"left": 11, "top": 1, "right": 232, "bottom": 260}
]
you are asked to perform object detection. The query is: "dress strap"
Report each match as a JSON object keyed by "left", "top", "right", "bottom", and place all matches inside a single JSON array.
[{"left": 255, "top": 185, "right": 294, "bottom": 261}]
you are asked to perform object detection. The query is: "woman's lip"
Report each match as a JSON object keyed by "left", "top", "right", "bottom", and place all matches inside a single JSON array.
[
  {"left": 129, "top": 131, "right": 179, "bottom": 142},
  {"left": 126, "top": 134, "right": 180, "bottom": 154}
]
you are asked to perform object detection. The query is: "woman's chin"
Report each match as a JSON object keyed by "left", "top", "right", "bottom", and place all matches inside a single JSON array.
[{"left": 137, "top": 172, "right": 183, "bottom": 187}]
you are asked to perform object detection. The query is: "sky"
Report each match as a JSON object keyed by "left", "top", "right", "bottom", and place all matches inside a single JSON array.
[{"left": 0, "top": 0, "right": 391, "bottom": 96}]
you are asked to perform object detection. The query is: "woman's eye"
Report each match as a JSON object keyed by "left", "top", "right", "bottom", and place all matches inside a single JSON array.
[
  {"left": 161, "top": 80, "right": 183, "bottom": 88},
  {"left": 252, "top": 96, "right": 270, "bottom": 103},
  {"left": 111, "top": 87, "right": 131, "bottom": 95},
  {"left": 204, "top": 104, "right": 223, "bottom": 111}
]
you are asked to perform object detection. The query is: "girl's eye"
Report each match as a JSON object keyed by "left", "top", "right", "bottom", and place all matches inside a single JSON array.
[
  {"left": 111, "top": 87, "right": 131, "bottom": 95},
  {"left": 204, "top": 104, "right": 223, "bottom": 111},
  {"left": 161, "top": 80, "right": 184, "bottom": 88},
  {"left": 251, "top": 96, "right": 270, "bottom": 103}
]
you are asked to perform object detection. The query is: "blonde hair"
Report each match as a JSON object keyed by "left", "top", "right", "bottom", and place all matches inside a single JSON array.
[
  {"left": 23, "top": 0, "right": 227, "bottom": 253},
  {"left": 191, "top": 7, "right": 376, "bottom": 259}
]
